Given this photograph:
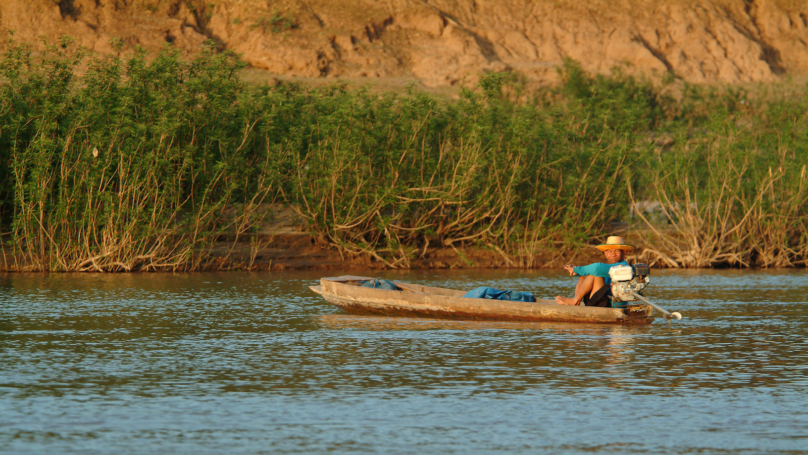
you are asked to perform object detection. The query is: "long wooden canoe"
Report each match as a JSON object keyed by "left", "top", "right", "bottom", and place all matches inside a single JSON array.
[{"left": 310, "top": 276, "right": 655, "bottom": 324}]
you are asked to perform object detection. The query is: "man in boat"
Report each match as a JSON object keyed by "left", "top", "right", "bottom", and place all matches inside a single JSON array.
[{"left": 555, "top": 236, "right": 634, "bottom": 307}]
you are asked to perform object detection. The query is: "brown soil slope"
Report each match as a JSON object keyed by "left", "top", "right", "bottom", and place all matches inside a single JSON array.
[{"left": 3, "top": 0, "right": 807, "bottom": 86}]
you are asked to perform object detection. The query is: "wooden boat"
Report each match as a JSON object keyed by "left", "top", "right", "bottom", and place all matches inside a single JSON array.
[{"left": 310, "top": 275, "right": 655, "bottom": 325}]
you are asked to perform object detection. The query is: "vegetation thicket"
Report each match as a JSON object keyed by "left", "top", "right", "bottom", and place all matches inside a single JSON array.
[{"left": 1, "top": 38, "right": 806, "bottom": 271}]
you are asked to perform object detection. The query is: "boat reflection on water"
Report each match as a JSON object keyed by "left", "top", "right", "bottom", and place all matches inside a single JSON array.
[
  {"left": 317, "top": 314, "right": 653, "bottom": 390},
  {"left": 317, "top": 313, "right": 652, "bottom": 334}
]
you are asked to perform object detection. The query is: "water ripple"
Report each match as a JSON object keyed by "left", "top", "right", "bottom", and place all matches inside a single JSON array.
[{"left": 1, "top": 270, "right": 807, "bottom": 454}]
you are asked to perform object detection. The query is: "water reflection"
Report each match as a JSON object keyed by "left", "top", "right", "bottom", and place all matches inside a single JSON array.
[{"left": 317, "top": 314, "right": 640, "bottom": 332}]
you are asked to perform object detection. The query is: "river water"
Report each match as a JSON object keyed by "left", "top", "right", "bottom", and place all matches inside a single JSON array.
[{"left": 1, "top": 269, "right": 807, "bottom": 454}]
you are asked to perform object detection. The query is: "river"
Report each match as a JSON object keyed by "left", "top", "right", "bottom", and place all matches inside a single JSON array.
[{"left": 1, "top": 269, "right": 807, "bottom": 454}]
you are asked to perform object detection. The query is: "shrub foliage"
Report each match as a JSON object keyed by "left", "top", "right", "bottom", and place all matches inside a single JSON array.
[{"left": 1, "top": 40, "right": 806, "bottom": 270}]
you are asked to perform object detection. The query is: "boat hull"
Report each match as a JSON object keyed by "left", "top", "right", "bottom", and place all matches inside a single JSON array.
[{"left": 311, "top": 277, "right": 654, "bottom": 325}]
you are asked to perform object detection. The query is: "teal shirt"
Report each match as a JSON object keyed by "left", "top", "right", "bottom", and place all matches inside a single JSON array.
[{"left": 573, "top": 261, "right": 628, "bottom": 285}]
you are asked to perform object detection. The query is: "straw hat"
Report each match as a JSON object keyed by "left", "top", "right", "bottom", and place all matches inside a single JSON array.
[{"left": 595, "top": 236, "right": 635, "bottom": 252}]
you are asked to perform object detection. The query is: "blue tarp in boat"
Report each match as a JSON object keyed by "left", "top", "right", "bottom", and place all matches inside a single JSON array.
[
  {"left": 462, "top": 287, "right": 536, "bottom": 302},
  {"left": 360, "top": 278, "right": 399, "bottom": 291}
]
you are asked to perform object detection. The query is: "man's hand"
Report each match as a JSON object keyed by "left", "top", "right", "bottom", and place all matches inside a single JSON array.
[{"left": 563, "top": 265, "right": 576, "bottom": 276}]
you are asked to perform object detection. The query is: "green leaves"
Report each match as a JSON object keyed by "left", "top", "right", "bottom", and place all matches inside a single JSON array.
[
  {"left": 1, "top": 39, "right": 806, "bottom": 270},
  {"left": 0, "top": 39, "right": 275, "bottom": 271}
]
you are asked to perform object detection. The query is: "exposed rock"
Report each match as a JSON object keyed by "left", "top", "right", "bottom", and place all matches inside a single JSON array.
[{"left": 2, "top": 0, "right": 808, "bottom": 86}]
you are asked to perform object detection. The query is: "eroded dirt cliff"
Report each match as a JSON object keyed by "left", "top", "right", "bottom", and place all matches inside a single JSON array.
[{"left": 3, "top": 0, "right": 808, "bottom": 87}]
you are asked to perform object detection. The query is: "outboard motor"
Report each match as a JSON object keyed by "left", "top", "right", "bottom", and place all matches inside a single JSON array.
[
  {"left": 608, "top": 263, "right": 651, "bottom": 307},
  {"left": 608, "top": 264, "right": 682, "bottom": 321}
]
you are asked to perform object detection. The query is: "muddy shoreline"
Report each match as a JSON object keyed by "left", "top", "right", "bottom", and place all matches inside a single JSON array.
[
  {"left": 2, "top": 204, "right": 801, "bottom": 272},
  {"left": 0, "top": 229, "right": 656, "bottom": 273},
  {"left": 201, "top": 233, "right": 611, "bottom": 272}
]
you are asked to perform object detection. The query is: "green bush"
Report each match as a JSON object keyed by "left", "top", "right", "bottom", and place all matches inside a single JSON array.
[{"left": 1, "top": 38, "right": 806, "bottom": 270}]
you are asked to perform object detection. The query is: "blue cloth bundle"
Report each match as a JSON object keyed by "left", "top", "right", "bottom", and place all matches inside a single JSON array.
[
  {"left": 360, "top": 278, "right": 399, "bottom": 291},
  {"left": 462, "top": 287, "right": 536, "bottom": 302}
]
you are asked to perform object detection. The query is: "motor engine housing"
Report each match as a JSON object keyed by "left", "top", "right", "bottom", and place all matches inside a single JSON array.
[{"left": 609, "top": 263, "right": 651, "bottom": 305}]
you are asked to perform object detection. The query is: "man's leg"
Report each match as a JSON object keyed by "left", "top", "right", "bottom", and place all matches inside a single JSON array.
[
  {"left": 556, "top": 275, "right": 606, "bottom": 306},
  {"left": 556, "top": 275, "right": 594, "bottom": 305}
]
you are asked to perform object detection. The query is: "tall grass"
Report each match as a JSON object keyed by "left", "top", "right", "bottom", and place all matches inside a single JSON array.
[
  {"left": 629, "top": 83, "right": 808, "bottom": 267},
  {"left": 0, "top": 38, "right": 278, "bottom": 271},
  {"left": 278, "top": 72, "right": 635, "bottom": 267},
  {"left": 1, "top": 40, "right": 806, "bottom": 270}
]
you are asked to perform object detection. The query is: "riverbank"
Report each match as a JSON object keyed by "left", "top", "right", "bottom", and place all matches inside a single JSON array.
[
  {"left": 2, "top": 41, "right": 806, "bottom": 272},
  {"left": 0, "top": 204, "right": 608, "bottom": 272},
  {"left": 0, "top": 237, "right": 613, "bottom": 271},
  {"left": 0, "top": 202, "right": 747, "bottom": 272}
]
